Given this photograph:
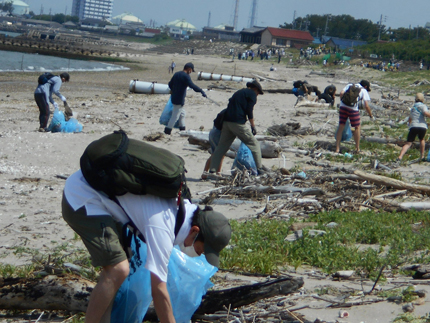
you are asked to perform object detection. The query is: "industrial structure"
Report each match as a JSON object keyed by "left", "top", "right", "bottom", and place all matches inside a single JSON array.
[{"left": 71, "top": 0, "right": 114, "bottom": 21}]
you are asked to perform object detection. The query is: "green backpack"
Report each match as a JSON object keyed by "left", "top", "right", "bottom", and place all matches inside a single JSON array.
[
  {"left": 341, "top": 84, "right": 361, "bottom": 107},
  {"left": 80, "top": 130, "right": 190, "bottom": 200},
  {"left": 80, "top": 130, "right": 190, "bottom": 255}
]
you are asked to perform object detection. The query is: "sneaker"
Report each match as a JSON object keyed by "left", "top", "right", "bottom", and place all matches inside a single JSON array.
[
  {"left": 38, "top": 127, "right": 46, "bottom": 132},
  {"left": 164, "top": 127, "right": 172, "bottom": 135}
]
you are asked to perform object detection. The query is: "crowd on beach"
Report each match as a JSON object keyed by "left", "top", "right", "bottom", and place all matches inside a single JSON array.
[{"left": 30, "top": 57, "right": 430, "bottom": 323}]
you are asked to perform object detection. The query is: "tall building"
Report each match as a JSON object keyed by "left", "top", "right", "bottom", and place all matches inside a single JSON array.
[{"left": 72, "top": 0, "right": 114, "bottom": 20}]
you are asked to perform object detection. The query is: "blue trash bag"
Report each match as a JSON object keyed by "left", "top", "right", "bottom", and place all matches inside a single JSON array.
[
  {"left": 111, "top": 233, "right": 217, "bottom": 323},
  {"left": 63, "top": 118, "right": 83, "bottom": 133},
  {"left": 232, "top": 142, "right": 258, "bottom": 175},
  {"left": 159, "top": 96, "right": 180, "bottom": 128},
  {"left": 334, "top": 118, "right": 352, "bottom": 142},
  {"left": 47, "top": 108, "right": 65, "bottom": 133}
]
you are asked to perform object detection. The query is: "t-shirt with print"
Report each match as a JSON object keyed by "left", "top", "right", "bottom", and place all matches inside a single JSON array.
[{"left": 409, "top": 102, "right": 429, "bottom": 129}]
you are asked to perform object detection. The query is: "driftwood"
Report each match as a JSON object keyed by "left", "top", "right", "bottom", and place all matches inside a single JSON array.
[
  {"left": 0, "top": 274, "right": 304, "bottom": 320},
  {"left": 186, "top": 132, "right": 281, "bottom": 158},
  {"left": 265, "top": 89, "right": 293, "bottom": 94},
  {"left": 228, "top": 185, "right": 325, "bottom": 197},
  {"left": 362, "top": 137, "right": 430, "bottom": 150},
  {"left": 295, "top": 100, "right": 330, "bottom": 109},
  {"left": 0, "top": 275, "right": 94, "bottom": 312},
  {"left": 267, "top": 123, "right": 300, "bottom": 136},
  {"left": 196, "top": 276, "right": 304, "bottom": 314},
  {"left": 354, "top": 170, "right": 430, "bottom": 195}
]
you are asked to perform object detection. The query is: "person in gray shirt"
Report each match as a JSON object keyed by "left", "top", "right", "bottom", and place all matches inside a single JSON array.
[{"left": 397, "top": 93, "right": 430, "bottom": 162}]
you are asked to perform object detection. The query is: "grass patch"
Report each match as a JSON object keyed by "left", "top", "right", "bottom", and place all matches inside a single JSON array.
[{"left": 221, "top": 209, "right": 430, "bottom": 277}]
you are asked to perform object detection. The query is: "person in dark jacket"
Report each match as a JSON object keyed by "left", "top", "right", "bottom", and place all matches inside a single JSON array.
[
  {"left": 164, "top": 62, "right": 207, "bottom": 135},
  {"left": 34, "top": 72, "right": 70, "bottom": 132},
  {"left": 209, "top": 80, "right": 268, "bottom": 175},
  {"left": 318, "top": 85, "right": 336, "bottom": 105}
]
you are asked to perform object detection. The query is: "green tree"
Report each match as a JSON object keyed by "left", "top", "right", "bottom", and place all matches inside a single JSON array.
[{"left": 0, "top": 1, "right": 14, "bottom": 16}]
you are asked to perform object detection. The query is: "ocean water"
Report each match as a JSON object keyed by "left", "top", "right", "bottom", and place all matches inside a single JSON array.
[{"left": 0, "top": 50, "right": 129, "bottom": 72}]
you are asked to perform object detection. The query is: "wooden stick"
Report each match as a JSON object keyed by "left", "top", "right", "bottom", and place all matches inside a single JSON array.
[
  {"left": 354, "top": 170, "right": 430, "bottom": 195},
  {"left": 374, "top": 190, "right": 407, "bottom": 199}
]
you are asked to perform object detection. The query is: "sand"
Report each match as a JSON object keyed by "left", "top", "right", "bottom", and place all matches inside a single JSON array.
[{"left": 1, "top": 44, "right": 429, "bottom": 322}]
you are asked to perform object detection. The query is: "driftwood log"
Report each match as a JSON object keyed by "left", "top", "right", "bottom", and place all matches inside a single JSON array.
[
  {"left": 0, "top": 275, "right": 94, "bottom": 312},
  {"left": 185, "top": 131, "right": 281, "bottom": 158},
  {"left": 0, "top": 275, "right": 304, "bottom": 321},
  {"left": 196, "top": 276, "right": 304, "bottom": 314},
  {"left": 354, "top": 170, "right": 430, "bottom": 195}
]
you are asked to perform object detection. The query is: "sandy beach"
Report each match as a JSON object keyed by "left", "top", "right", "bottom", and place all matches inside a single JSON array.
[{"left": 1, "top": 42, "right": 430, "bottom": 322}]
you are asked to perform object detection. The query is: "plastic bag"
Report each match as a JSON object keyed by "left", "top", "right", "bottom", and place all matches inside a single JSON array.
[
  {"left": 232, "top": 142, "right": 258, "bottom": 175},
  {"left": 159, "top": 96, "right": 180, "bottom": 128},
  {"left": 111, "top": 233, "right": 217, "bottom": 323},
  {"left": 335, "top": 118, "right": 352, "bottom": 142},
  {"left": 47, "top": 108, "right": 65, "bottom": 133},
  {"left": 63, "top": 118, "right": 83, "bottom": 133}
]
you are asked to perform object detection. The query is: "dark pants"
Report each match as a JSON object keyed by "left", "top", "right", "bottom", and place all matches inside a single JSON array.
[{"left": 34, "top": 93, "right": 50, "bottom": 129}]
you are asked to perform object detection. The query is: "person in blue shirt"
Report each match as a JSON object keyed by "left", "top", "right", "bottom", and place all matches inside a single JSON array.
[{"left": 164, "top": 62, "right": 206, "bottom": 135}]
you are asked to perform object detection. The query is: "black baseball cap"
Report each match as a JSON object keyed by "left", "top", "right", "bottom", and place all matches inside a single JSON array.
[
  {"left": 360, "top": 80, "right": 371, "bottom": 92},
  {"left": 184, "top": 62, "right": 195, "bottom": 72},
  {"left": 198, "top": 208, "right": 232, "bottom": 267},
  {"left": 246, "top": 79, "right": 264, "bottom": 95}
]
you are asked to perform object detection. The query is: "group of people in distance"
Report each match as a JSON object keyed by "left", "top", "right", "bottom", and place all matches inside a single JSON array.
[{"left": 32, "top": 61, "right": 429, "bottom": 323}]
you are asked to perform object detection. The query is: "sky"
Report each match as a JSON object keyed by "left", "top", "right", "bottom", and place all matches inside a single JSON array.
[{"left": 22, "top": 0, "right": 430, "bottom": 32}]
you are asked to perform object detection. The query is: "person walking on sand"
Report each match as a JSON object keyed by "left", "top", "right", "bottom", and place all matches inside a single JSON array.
[
  {"left": 397, "top": 93, "right": 430, "bottom": 163},
  {"left": 169, "top": 61, "right": 176, "bottom": 74},
  {"left": 202, "top": 109, "right": 226, "bottom": 179},
  {"left": 164, "top": 62, "right": 207, "bottom": 135},
  {"left": 209, "top": 80, "right": 269, "bottom": 175},
  {"left": 34, "top": 72, "right": 70, "bottom": 132},
  {"left": 335, "top": 80, "right": 374, "bottom": 154}
]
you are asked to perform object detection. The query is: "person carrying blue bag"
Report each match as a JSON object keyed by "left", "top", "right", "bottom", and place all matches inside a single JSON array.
[
  {"left": 164, "top": 62, "right": 207, "bottom": 135},
  {"left": 61, "top": 131, "right": 232, "bottom": 323}
]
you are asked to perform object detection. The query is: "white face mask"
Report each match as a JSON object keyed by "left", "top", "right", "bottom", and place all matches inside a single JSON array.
[
  {"left": 179, "top": 233, "right": 200, "bottom": 258},
  {"left": 179, "top": 243, "right": 199, "bottom": 258}
]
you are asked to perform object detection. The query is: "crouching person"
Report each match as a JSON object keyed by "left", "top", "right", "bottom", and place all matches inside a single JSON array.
[{"left": 62, "top": 165, "right": 231, "bottom": 322}]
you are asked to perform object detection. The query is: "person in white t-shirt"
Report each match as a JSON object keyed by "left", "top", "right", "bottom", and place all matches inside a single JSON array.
[
  {"left": 62, "top": 170, "right": 231, "bottom": 323},
  {"left": 335, "top": 80, "right": 374, "bottom": 154}
]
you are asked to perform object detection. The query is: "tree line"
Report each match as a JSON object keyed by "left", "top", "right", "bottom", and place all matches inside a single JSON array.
[{"left": 281, "top": 14, "right": 429, "bottom": 43}]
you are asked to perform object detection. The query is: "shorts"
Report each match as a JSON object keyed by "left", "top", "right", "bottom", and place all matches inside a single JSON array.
[
  {"left": 407, "top": 127, "right": 427, "bottom": 142},
  {"left": 339, "top": 106, "right": 360, "bottom": 128},
  {"left": 62, "top": 193, "right": 127, "bottom": 267},
  {"left": 209, "top": 127, "right": 221, "bottom": 153}
]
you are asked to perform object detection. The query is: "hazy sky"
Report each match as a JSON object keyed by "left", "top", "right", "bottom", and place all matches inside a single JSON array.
[{"left": 24, "top": 0, "right": 430, "bottom": 31}]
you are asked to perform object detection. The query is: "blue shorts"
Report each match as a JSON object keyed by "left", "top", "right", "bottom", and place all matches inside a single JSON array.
[{"left": 209, "top": 127, "right": 221, "bottom": 153}]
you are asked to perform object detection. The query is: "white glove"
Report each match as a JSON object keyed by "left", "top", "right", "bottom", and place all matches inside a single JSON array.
[{"left": 53, "top": 102, "right": 59, "bottom": 110}]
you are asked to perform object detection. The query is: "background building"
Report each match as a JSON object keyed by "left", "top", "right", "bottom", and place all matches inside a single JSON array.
[
  {"left": 72, "top": 0, "right": 114, "bottom": 21},
  {"left": 1, "top": 0, "right": 29, "bottom": 16}
]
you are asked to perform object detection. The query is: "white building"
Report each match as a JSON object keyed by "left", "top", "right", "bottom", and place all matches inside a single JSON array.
[
  {"left": 112, "top": 13, "right": 143, "bottom": 25},
  {"left": 1, "top": 0, "right": 29, "bottom": 16},
  {"left": 72, "top": 0, "right": 113, "bottom": 20}
]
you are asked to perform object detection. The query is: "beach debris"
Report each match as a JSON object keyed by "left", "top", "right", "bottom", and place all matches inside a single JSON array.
[{"left": 339, "top": 310, "right": 349, "bottom": 318}]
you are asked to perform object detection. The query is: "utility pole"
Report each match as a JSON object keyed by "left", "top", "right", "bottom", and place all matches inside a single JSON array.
[
  {"left": 316, "top": 27, "right": 321, "bottom": 38},
  {"left": 233, "top": 0, "right": 239, "bottom": 31},
  {"left": 249, "top": 0, "right": 257, "bottom": 28},
  {"left": 292, "top": 10, "right": 296, "bottom": 29},
  {"left": 324, "top": 14, "right": 331, "bottom": 36},
  {"left": 65, "top": 5, "right": 67, "bottom": 16},
  {"left": 305, "top": 14, "right": 309, "bottom": 31},
  {"left": 207, "top": 11, "right": 211, "bottom": 27},
  {"left": 378, "top": 14, "right": 387, "bottom": 41}
]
